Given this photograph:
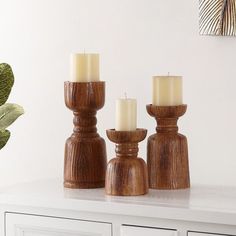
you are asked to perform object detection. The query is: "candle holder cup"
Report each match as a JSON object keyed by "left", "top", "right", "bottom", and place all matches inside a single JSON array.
[
  {"left": 146, "top": 104, "right": 190, "bottom": 189},
  {"left": 105, "top": 129, "right": 148, "bottom": 196},
  {"left": 64, "top": 81, "right": 107, "bottom": 189}
]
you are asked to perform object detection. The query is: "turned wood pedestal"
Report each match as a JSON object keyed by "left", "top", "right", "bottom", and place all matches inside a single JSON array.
[
  {"left": 105, "top": 129, "right": 148, "bottom": 196},
  {"left": 146, "top": 104, "right": 190, "bottom": 190},
  {"left": 64, "top": 81, "right": 107, "bottom": 189}
]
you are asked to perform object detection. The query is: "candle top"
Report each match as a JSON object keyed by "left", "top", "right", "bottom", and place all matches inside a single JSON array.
[
  {"left": 71, "top": 53, "right": 99, "bottom": 56},
  {"left": 117, "top": 93, "right": 136, "bottom": 102},
  {"left": 153, "top": 75, "right": 182, "bottom": 79},
  {"left": 117, "top": 98, "right": 136, "bottom": 101}
]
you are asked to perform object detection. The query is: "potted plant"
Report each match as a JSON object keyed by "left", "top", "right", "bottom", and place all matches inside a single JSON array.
[{"left": 0, "top": 63, "right": 24, "bottom": 150}]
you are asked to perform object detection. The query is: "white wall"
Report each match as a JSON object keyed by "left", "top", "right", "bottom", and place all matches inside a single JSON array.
[{"left": 0, "top": 0, "right": 236, "bottom": 188}]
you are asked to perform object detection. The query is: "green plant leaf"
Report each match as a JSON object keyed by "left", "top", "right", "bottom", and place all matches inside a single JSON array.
[
  {"left": 0, "top": 103, "right": 24, "bottom": 130},
  {"left": 0, "top": 63, "right": 14, "bottom": 106},
  {"left": 0, "top": 129, "right": 10, "bottom": 150}
]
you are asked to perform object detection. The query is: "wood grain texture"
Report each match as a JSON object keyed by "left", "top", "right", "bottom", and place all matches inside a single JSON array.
[
  {"left": 105, "top": 129, "right": 148, "bottom": 196},
  {"left": 64, "top": 81, "right": 107, "bottom": 189},
  {"left": 146, "top": 104, "right": 190, "bottom": 190}
]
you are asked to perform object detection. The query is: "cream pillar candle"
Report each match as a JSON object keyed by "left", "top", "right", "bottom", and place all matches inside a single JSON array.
[
  {"left": 70, "top": 53, "right": 99, "bottom": 82},
  {"left": 152, "top": 76, "right": 183, "bottom": 106},
  {"left": 115, "top": 98, "right": 137, "bottom": 131}
]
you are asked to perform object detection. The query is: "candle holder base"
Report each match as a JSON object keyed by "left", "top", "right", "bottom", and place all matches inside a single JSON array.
[
  {"left": 64, "top": 136, "right": 106, "bottom": 189},
  {"left": 146, "top": 105, "right": 190, "bottom": 190},
  {"left": 105, "top": 129, "right": 148, "bottom": 196},
  {"left": 64, "top": 81, "right": 107, "bottom": 189}
]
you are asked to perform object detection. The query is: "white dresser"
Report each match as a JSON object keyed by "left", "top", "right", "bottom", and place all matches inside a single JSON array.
[{"left": 0, "top": 180, "right": 236, "bottom": 236}]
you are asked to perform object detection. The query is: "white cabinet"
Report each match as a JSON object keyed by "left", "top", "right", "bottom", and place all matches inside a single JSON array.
[
  {"left": 188, "top": 232, "right": 234, "bottom": 236},
  {"left": 6, "top": 213, "right": 111, "bottom": 236},
  {"left": 121, "top": 225, "right": 177, "bottom": 236},
  {"left": 1, "top": 180, "right": 236, "bottom": 236}
]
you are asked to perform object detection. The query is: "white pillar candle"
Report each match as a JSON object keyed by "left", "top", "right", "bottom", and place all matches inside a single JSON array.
[
  {"left": 152, "top": 76, "right": 183, "bottom": 106},
  {"left": 115, "top": 98, "right": 137, "bottom": 131},
  {"left": 70, "top": 53, "right": 99, "bottom": 82}
]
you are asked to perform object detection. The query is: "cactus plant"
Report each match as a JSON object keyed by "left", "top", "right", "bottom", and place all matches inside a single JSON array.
[{"left": 0, "top": 63, "right": 24, "bottom": 150}]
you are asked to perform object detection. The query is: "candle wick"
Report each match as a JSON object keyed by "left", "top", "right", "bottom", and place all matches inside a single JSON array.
[
  {"left": 124, "top": 92, "right": 127, "bottom": 99},
  {"left": 168, "top": 72, "right": 170, "bottom": 76},
  {"left": 83, "top": 49, "right": 86, "bottom": 55}
]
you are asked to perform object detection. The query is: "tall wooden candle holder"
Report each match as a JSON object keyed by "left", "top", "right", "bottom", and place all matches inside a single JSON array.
[
  {"left": 105, "top": 129, "right": 148, "bottom": 196},
  {"left": 146, "top": 104, "right": 190, "bottom": 189},
  {"left": 64, "top": 81, "right": 107, "bottom": 189}
]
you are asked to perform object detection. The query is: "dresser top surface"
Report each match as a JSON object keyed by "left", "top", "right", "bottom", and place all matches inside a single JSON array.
[{"left": 0, "top": 179, "right": 236, "bottom": 225}]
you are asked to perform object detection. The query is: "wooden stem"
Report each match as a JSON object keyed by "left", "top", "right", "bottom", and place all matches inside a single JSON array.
[
  {"left": 64, "top": 81, "right": 107, "bottom": 189},
  {"left": 73, "top": 111, "right": 98, "bottom": 136},
  {"left": 105, "top": 129, "right": 148, "bottom": 196},
  {"left": 146, "top": 104, "right": 190, "bottom": 190}
]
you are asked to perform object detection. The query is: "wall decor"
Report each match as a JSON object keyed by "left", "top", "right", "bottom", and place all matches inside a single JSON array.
[
  {"left": 64, "top": 54, "right": 107, "bottom": 189},
  {"left": 146, "top": 76, "right": 190, "bottom": 189},
  {"left": 0, "top": 63, "right": 24, "bottom": 150},
  {"left": 199, "top": 0, "right": 236, "bottom": 36}
]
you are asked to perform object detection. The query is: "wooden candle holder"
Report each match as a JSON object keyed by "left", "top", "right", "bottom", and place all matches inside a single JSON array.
[
  {"left": 64, "top": 81, "right": 107, "bottom": 189},
  {"left": 105, "top": 129, "right": 148, "bottom": 196},
  {"left": 146, "top": 104, "right": 190, "bottom": 189}
]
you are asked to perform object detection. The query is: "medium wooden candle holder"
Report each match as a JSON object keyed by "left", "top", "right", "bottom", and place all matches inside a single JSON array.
[
  {"left": 64, "top": 81, "right": 107, "bottom": 189},
  {"left": 146, "top": 104, "right": 190, "bottom": 189},
  {"left": 105, "top": 129, "right": 148, "bottom": 196}
]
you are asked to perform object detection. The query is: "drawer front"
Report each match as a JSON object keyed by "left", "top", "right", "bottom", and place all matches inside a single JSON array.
[
  {"left": 6, "top": 213, "right": 111, "bottom": 236},
  {"left": 189, "top": 232, "right": 235, "bottom": 236},
  {"left": 121, "top": 225, "right": 177, "bottom": 236}
]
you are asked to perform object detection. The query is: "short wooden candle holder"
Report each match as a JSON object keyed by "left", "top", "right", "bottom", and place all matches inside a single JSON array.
[
  {"left": 146, "top": 104, "right": 190, "bottom": 189},
  {"left": 105, "top": 129, "right": 148, "bottom": 196},
  {"left": 64, "top": 81, "right": 107, "bottom": 189}
]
